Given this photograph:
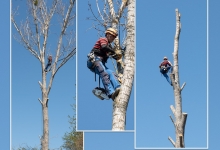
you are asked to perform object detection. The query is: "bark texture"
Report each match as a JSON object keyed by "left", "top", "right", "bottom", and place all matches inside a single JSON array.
[
  {"left": 168, "top": 9, "right": 187, "bottom": 148},
  {"left": 112, "top": 0, "right": 135, "bottom": 131}
]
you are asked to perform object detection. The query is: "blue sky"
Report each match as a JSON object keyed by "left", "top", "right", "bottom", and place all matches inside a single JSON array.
[
  {"left": 12, "top": 0, "right": 76, "bottom": 149},
  {"left": 209, "top": 0, "right": 220, "bottom": 150},
  {"left": 85, "top": 132, "right": 134, "bottom": 150},
  {"left": 0, "top": 1, "right": 10, "bottom": 149},
  {"left": 77, "top": 0, "right": 134, "bottom": 131}
]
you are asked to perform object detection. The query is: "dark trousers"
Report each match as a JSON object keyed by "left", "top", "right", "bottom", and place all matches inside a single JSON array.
[
  {"left": 87, "top": 57, "right": 120, "bottom": 96},
  {"left": 44, "top": 62, "right": 52, "bottom": 71}
]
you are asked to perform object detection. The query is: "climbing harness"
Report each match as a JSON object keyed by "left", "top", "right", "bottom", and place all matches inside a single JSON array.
[
  {"left": 87, "top": 51, "right": 96, "bottom": 63},
  {"left": 160, "top": 66, "right": 168, "bottom": 74}
]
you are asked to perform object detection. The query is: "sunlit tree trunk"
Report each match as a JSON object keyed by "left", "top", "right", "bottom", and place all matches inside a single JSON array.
[
  {"left": 168, "top": 9, "right": 187, "bottom": 148},
  {"left": 112, "top": 0, "right": 135, "bottom": 131}
]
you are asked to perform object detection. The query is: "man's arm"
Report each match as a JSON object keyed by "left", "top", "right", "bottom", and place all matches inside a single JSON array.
[
  {"left": 168, "top": 61, "right": 173, "bottom": 66},
  {"left": 100, "top": 44, "right": 115, "bottom": 54}
]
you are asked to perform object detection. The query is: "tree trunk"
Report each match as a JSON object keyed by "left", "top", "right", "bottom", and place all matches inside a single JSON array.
[
  {"left": 168, "top": 9, "right": 187, "bottom": 148},
  {"left": 41, "top": 101, "right": 49, "bottom": 150},
  {"left": 40, "top": 69, "right": 49, "bottom": 150},
  {"left": 112, "top": 0, "right": 135, "bottom": 131}
]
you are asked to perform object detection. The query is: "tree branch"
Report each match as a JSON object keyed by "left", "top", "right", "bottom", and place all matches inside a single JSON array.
[
  {"left": 31, "top": 1, "right": 42, "bottom": 54},
  {"left": 96, "top": 0, "right": 105, "bottom": 22},
  {"left": 48, "top": 0, "right": 59, "bottom": 21},
  {"left": 170, "top": 105, "right": 176, "bottom": 116},
  {"left": 55, "top": 48, "right": 76, "bottom": 74},
  {"left": 168, "top": 136, "right": 176, "bottom": 147},
  {"left": 38, "top": 98, "right": 43, "bottom": 105},
  {"left": 11, "top": 16, "right": 41, "bottom": 61},
  {"left": 107, "top": 0, "right": 117, "bottom": 23},
  {"left": 180, "top": 82, "right": 186, "bottom": 91},
  {"left": 47, "top": 1, "right": 75, "bottom": 95},
  {"left": 117, "top": 0, "right": 127, "bottom": 19},
  {"left": 169, "top": 115, "right": 175, "bottom": 125},
  {"left": 41, "top": 0, "right": 59, "bottom": 57},
  {"left": 38, "top": 81, "right": 43, "bottom": 90}
]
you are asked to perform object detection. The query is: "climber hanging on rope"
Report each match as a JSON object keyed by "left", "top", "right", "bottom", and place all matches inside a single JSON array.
[
  {"left": 87, "top": 28, "right": 122, "bottom": 101},
  {"left": 44, "top": 55, "right": 52, "bottom": 72},
  {"left": 159, "top": 56, "right": 173, "bottom": 86}
]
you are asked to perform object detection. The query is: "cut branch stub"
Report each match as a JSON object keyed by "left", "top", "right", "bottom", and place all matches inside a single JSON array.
[
  {"left": 170, "top": 105, "right": 176, "bottom": 116},
  {"left": 38, "top": 98, "right": 43, "bottom": 105},
  {"left": 180, "top": 82, "right": 186, "bottom": 91},
  {"left": 168, "top": 136, "right": 176, "bottom": 147},
  {"left": 169, "top": 115, "right": 175, "bottom": 126}
]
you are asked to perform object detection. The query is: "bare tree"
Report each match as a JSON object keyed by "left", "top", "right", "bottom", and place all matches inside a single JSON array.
[
  {"left": 88, "top": 0, "right": 135, "bottom": 131},
  {"left": 12, "top": 0, "right": 76, "bottom": 149},
  {"left": 168, "top": 9, "right": 187, "bottom": 148}
]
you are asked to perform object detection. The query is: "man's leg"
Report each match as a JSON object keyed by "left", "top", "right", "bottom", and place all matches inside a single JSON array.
[
  {"left": 105, "top": 69, "right": 120, "bottom": 90},
  {"left": 163, "top": 73, "right": 172, "bottom": 85},
  {"left": 94, "top": 60, "right": 115, "bottom": 96},
  {"left": 44, "top": 62, "right": 51, "bottom": 71},
  {"left": 166, "top": 66, "right": 173, "bottom": 73}
]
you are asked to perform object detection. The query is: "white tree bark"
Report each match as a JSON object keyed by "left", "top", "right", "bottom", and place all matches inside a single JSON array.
[
  {"left": 112, "top": 0, "right": 135, "bottom": 131},
  {"left": 168, "top": 9, "right": 187, "bottom": 148},
  {"left": 12, "top": 0, "right": 76, "bottom": 149}
]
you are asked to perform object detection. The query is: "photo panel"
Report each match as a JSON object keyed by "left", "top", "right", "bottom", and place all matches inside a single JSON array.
[
  {"left": 209, "top": 0, "right": 220, "bottom": 149},
  {"left": 12, "top": 0, "right": 76, "bottom": 149},
  {"left": 0, "top": 1, "right": 10, "bottom": 149},
  {"left": 77, "top": 0, "right": 135, "bottom": 131},
  {"left": 84, "top": 132, "right": 134, "bottom": 150},
  {"left": 136, "top": 0, "right": 207, "bottom": 148}
]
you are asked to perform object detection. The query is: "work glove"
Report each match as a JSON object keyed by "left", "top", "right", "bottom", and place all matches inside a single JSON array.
[
  {"left": 117, "top": 73, "right": 123, "bottom": 84},
  {"left": 112, "top": 48, "right": 123, "bottom": 60}
]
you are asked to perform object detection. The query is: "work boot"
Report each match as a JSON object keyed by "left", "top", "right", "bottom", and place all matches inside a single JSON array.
[
  {"left": 111, "top": 88, "right": 120, "bottom": 101},
  {"left": 92, "top": 87, "right": 110, "bottom": 100}
]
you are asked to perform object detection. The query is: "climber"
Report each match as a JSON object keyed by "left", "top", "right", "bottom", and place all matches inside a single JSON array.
[
  {"left": 87, "top": 28, "right": 122, "bottom": 101},
  {"left": 159, "top": 56, "right": 173, "bottom": 86},
  {"left": 44, "top": 55, "right": 52, "bottom": 72}
]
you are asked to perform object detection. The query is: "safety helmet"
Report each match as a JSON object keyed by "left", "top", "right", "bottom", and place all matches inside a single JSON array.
[
  {"left": 163, "top": 56, "right": 168, "bottom": 60},
  {"left": 105, "top": 28, "right": 118, "bottom": 37}
]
